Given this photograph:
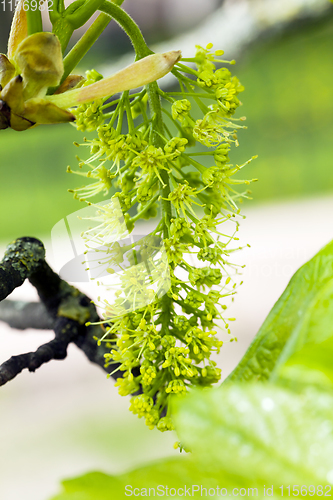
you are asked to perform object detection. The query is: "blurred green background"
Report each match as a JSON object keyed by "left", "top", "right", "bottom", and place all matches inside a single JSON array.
[{"left": 0, "top": 12, "right": 333, "bottom": 242}]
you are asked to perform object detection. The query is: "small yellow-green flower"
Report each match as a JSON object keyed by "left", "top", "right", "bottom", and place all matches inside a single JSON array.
[{"left": 0, "top": 1, "right": 181, "bottom": 131}]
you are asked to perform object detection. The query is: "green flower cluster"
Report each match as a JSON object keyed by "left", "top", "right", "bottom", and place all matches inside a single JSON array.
[{"left": 70, "top": 44, "right": 256, "bottom": 432}]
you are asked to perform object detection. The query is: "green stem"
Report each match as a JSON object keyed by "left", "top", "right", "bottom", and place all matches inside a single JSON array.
[
  {"left": 124, "top": 93, "right": 135, "bottom": 134},
  {"left": 52, "top": 0, "right": 108, "bottom": 53},
  {"left": 100, "top": 1, "right": 151, "bottom": 59},
  {"left": 50, "top": 0, "right": 126, "bottom": 76},
  {"left": 66, "top": 0, "right": 105, "bottom": 29},
  {"left": 172, "top": 69, "right": 212, "bottom": 92},
  {"left": 116, "top": 98, "right": 125, "bottom": 134},
  {"left": 161, "top": 108, "right": 184, "bottom": 135},
  {"left": 184, "top": 81, "right": 209, "bottom": 115},
  {"left": 108, "top": 99, "right": 121, "bottom": 127},
  {"left": 188, "top": 152, "right": 214, "bottom": 156},
  {"left": 26, "top": 3, "right": 43, "bottom": 35},
  {"left": 158, "top": 89, "right": 174, "bottom": 104},
  {"left": 98, "top": 1, "right": 173, "bottom": 333},
  {"left": 146, "top": 83, "right": 172, "bottom": 233},
  {"left": 61, "top": 13, "right": 111, "bottom": 84},
  {"left": 175, "top": 62, "right": 198, "bottom": 77},
  {"left": 129, "top": 192, "right": 159, "bottom": 224},
  {"left": 146, "top": 80, "right": 174, "bottom": 334},
  {"left": 101, "top": 90, "right": 144, "bottom": 110},
  {"left": 181, "top": 153, "right": 206, "bottom": 173},
  {"left": 166, "top": 92, "right": 216, "bottom": 100},
  {"left": 52, "top": 17, "right": 75, "bottom": 53},
  {"left": 49, "top": 0, "right": 63, "bottom": 24}
]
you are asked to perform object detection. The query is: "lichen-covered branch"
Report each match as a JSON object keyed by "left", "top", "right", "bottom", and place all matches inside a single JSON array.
[
  {"left": 0, "top": 237, "right": 122, "bottom": 386},
  {"left": 0, "top": 238, "right": 45, "bottom": 301}
]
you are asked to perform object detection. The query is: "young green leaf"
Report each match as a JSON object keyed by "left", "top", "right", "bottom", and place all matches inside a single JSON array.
[
  {"left": 277, "top": 336, "right": 333, "bottom": 389},
  {"left": 50, "top": 458, "right": 246, "bottom": 500},
  {"left": 173, "top": 384, "right": 333, "bottom": 487},
  {"left": 50, "top": 472, "right": 123, "bottom": 500},
  {"left": 226, "top": 240, "right": 333, "bottom": 383}
]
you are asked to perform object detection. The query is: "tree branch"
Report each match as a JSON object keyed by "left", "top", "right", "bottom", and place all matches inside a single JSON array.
[
  {"left": 0, "top": 237, "right": 45, "bottom": 301},
  {"left": 0, "top": 317, "right": 78, "bottom": 385},
  {"left": 0, "top": 237, "right": 123, "bottom": 386}
]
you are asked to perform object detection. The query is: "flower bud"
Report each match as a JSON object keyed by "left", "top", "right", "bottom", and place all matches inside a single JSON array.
[
  {"left": 14, "top": 32, "right": 63, "bottom": 100},
  {"left": 48, "top": 51, "right": 182, "bottom": 109}
]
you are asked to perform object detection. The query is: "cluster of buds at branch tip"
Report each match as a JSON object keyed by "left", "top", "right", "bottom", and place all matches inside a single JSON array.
[{"left": 0, "top": 0, "right": 181, "bottom": 131}]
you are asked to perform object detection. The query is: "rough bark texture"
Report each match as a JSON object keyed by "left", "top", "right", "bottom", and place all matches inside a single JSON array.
[{"left": 0, "top": 237, "right": 123, "bottom": 386}]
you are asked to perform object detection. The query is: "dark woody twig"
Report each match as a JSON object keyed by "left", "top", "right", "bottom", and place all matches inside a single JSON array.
[
  {"left": 0, "top": 237, "right": 123, "bottom": 386},
  {"left": 0, "top": 317, "right": 79, "bottom": 385}
]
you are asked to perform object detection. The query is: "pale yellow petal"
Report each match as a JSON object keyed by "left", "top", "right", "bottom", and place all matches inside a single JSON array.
[
  {"left": 10, "top": 112, "right": 34, "bottom": 131},
  {"left": 14, "top": 32, "right": 64, "bottom": 99},
  {"left": 7, "top": 0, "right": 28, "bottom": 60},
  {"left": 1, "top": 74, "right": 25, "bottom": 113},
  {"left": 0, "top": 54, "right": 16, "bottom": 89},
  {"left": 47, "top": 51, "right": 181, "bottom": 109},
  {"left": 23, "top": 98, "right": 75, "bottom": 124}
]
